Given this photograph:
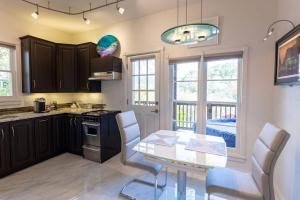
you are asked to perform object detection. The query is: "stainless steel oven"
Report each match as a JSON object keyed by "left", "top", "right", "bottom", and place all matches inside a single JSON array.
[
  {"left": 82, "top": 121, "right": 100, "bottom": 147},
  {"left": 82, "top": 119, "right": 101, "bottom": 162}
]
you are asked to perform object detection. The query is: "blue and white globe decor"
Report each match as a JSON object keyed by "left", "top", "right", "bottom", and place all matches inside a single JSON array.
[{"left": 97, "top": 35, "right": 119, "bottom": 57}]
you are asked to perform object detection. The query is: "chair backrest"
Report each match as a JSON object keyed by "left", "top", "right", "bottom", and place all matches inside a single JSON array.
[
  {"left": 251, "top": 123, "right": 290, "bottom": 200},
  {"left": 116, "top": 111, "right": 141, "bottom": 164}
]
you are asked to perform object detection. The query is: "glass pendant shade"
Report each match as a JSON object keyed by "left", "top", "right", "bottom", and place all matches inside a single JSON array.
[{"left": 161, "top": 23, "right": 219, "bottom": 45}]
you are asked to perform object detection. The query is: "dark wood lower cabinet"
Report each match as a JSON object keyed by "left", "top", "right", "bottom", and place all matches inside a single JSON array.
[
  {"left": 67, "top": 115, "right": 83, "bottom": 156},
  {"left": 0, "top": 112, "right": 120, "bottom": 179},
  {"left": 52, "top": 115, "right": 67, "bottom": 155},
  {"left": 10, "top": 120, "right": 35, "bottom": 171},
  {"left": 35, "top": 117, "right": 53, "bottom": 162},
  {"left": 0, "top": 124, "right": 10, "bottom": 177}
]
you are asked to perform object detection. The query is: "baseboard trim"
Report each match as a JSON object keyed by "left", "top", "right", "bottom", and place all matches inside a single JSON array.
[{"left": 274, "top": 183, "right": 285, "bottom": 200}]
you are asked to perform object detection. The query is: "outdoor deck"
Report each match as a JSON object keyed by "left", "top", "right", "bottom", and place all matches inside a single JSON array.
[{"left": 173, "top": 101, "right": 237, "bottom": 147}]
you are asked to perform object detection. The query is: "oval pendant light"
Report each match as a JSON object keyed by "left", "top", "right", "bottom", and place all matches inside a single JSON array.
[{"left": 161, "top": 0, "right": 219, "bottom": 45}]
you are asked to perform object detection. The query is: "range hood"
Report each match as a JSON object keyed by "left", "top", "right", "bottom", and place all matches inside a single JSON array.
[{"left": 89, "top": 56, "right": 122, "bottom": 81}]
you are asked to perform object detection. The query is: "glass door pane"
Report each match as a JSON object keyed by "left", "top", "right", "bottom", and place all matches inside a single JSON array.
[
  {"left": 172, "top": 61, "right": 199, "bottom": 133},
  {"left": 205, "top": 58, "right": 239, "bottom": 148}
]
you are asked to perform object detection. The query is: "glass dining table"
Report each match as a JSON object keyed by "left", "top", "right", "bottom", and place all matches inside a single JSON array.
[{"left": 133, "top": 130, "right": 227, "bottom": 200}]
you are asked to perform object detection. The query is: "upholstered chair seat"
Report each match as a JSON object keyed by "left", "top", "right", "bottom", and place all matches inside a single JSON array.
[
  {"left": 206, "top": 167, "right": 263, "bottom": 200},
  {"left": 126, "top": 152, "right": 162, "bottom": 175},
  {"left": 206, "top": 123, "right": 290, "bottom": 200}
]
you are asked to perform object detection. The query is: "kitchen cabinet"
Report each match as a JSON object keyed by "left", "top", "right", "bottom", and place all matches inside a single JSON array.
[
  {"left": 20, "top": 36, "right": 101, "bottom": 93},
  {"left": 21, "top": 36, "right": 56, "bottom": 93},
  {"left": 52, "top": 115, "right": 67, "bottom": 155},
  {"left": 76, "top": 43, "right": 98, "bottom": 91},
  {"left": 0, "top": 124, "right": 10, "bottom": 177},
  {"left": 10, "top": 119, "right": 35, "bottom": 171},
  {"left": 67, "top": 115, "right": 83, "bottom": 155},
  {"left": 35, "top": 117, "right": 53, "bottom": 162},
  {"left": 57, "top": 44, "right": 77, "bottom": 92}
]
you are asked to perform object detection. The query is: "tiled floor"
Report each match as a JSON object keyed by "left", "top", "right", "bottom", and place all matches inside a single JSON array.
[{"left": 0, "top": 153, "right": 227, "bottom": 200}]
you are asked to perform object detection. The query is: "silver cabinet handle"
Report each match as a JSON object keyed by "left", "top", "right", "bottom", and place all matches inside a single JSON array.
[
  {"left": 86, "top": 82, "right": 90, "bottom": 90},
  {"left": 70, "top": 118, "right": 73, "bottom": 127},
  {"left": 11, "top": 126, "right": 15, "bottom": 137},
  {"left": 59, "top": 80, "right": 62, "bottom": 89},
  {"left": 33, "top": 80, "right": 36, "bottom": 89},
  {"left": 74, "top": 118, "right": 77, "bottom": 126},
  {"left": 1, "top": 129, "right": 3, "bottom": 142}
]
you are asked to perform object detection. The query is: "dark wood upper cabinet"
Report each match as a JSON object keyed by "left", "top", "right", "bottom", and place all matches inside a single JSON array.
[
  {"left": 10, "top": 120, "right": 35, "bottom": 171},
  {"left": 57, "top": 45, "right": 77, "bottom": 92},
  {"left": 0, "top": 123, "right": 10, "bottom": 177},
  {"left": 21, "top": 36, "right": 56, "bottom": 93},
  {"left": 20, "top": 36, "right": 100, "bottom": 93},
  {"left": 76, "top": 43, "right": 97, "bottom": 91},
  {"left": 35, "top": 117, "right": 53, "bottom": 162}
]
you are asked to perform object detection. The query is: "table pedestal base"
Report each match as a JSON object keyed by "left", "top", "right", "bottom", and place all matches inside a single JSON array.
[{"left": 177, "top": 170, "right": 187, "bottom": 200}]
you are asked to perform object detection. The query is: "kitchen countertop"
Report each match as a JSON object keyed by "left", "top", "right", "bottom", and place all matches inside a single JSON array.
[{"left": 0, "top": 108, "right": 101, "bottom": 123}]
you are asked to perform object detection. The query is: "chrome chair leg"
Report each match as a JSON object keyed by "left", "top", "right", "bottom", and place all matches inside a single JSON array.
[
  {"left": 154, "top": 175, "right": 158, "bottom": 200},
  {"left": 120, "top": 168, "right": 168, "bottom": 200}
]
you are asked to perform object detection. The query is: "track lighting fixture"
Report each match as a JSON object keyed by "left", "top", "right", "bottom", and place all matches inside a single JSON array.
[
  {"left": 263, "top": 20, "right": 295, "bottom": 42},
  {"left": 22, "top": 0, "right": 126, "bottom": 22},
  {"left": 31, "top": 4, "right": 39, "bottom": 19},
  {"left": 116, "top": 0, "right": 125, "bottom": 15},
  {"left": 83, "top": 12, "right": 91, "bottom": 25}
]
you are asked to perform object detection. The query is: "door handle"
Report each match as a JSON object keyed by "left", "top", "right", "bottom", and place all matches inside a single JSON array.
[
  {"left": 33, "top": 80, "right": 36, "bottom": 89},
  {"left": 11, "top": 126, "right": 15, "bottom": 137},
  {"left": 151, "top": 109, "right": 159, "bottom": 113}
]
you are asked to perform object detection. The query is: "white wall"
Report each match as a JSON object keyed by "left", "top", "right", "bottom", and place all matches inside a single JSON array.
[
  {"left": 0, "top": 9, "right": 103, "bottom": 108},
  {"left": 273, "top": 0, "right": 300, "bottom": 199},
  {"left": 72, "top": 0, "right": 277, "bottom": 169}
]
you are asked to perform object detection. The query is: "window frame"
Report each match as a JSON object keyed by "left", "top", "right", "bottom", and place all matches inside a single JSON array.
[{"left": 0, "top": 43, "right": 19, "bottom": 104}]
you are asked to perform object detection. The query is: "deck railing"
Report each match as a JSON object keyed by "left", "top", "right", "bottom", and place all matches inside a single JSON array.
[{"left": 173, "top": 101, "right": 237, "bottom": 131}]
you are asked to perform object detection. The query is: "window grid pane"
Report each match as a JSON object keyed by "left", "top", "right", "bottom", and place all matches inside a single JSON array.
[{"left": 131, "top": 58, "right": 156, "bottom": 106}]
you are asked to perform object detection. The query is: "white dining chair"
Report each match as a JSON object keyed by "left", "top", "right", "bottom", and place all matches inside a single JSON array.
[
  {"left": 206, "top": 123, "right": 290, "bottom": 200},
  {"left": 116, "top": 111, "right": 167, "bottom": 200}
]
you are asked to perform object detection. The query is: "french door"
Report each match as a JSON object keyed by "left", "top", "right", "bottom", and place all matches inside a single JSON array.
[
  {"left": 127, "top": 53, "right": 160, "bottom": 138},
  {"left": 170, "top": 53, "right": 243, "bottom": 149}
]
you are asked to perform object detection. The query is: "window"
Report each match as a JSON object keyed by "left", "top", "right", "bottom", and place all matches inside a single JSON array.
[
  {"left": 131, "top": 57, "right": 156, "bottom": 106},
  {"left": 0, "top": 44, "right": 15, "bottom": 98},
  {"left": 205, "top": 57, "right": 241, "bottom": 148},
  {"left": 171, "top": 61, "right": 198, "bottom": 131},
  {"left": 170, "top": 52, "right": 244, "bottom": 153}
]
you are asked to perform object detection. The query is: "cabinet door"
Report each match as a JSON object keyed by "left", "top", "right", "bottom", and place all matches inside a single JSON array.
[
  {"left": 10, "top": 120, "right": 35, "bottom": 171},
  {"left": 35, "top": 117, "right": 52, "bottom": 162},
  {"left": 52, "top": 115, "right": 66, "bottom": 155},
  {"left": 57, "top": 45, "right": 76, "bottom": 92},
  {"left": 77, "top": 44, "right": 90, "bottom": 91},
  {"left": 73, "top": 117, "right": 83, "bottom": 155},
  {"left": 31, "top": 39, "right": 56, "bottom": 92},
  {"left": 0, "top": 124, "right": 10, "bottom": 177}
]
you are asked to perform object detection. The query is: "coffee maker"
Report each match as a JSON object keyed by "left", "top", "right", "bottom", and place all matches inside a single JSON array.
[{"left": 33, "top": 98, "right": 46, "bottom": 113}]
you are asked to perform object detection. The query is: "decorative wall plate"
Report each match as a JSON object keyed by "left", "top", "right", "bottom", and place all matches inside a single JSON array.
[{"left": 97, "top": 35, "right": 119, "bottom": 57}]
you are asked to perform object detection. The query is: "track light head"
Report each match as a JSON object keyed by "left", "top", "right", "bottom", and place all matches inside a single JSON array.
[
  {"left": 116, "top": 0, "right": 125, "bottom": 15},
  {"left": 82, "top": 12, "right": 91, "bottom": 25},
  {"left": 31, "top": 11, "right": 39, "bottom": 19},
  {"left": 117, "top": 7, "right": 125, "bottom": 15},
  {"left": 31, "top": 4, "right": 39, "bottom": 19}
]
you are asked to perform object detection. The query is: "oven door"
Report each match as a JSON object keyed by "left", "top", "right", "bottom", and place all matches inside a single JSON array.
[{"left": 82, "top": 121, "right": 100, "bottom": 147}]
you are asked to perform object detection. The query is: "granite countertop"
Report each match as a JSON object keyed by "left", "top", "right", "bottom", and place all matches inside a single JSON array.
[{"left": 0, "top": 108, "right": 101, "bottom": 123}]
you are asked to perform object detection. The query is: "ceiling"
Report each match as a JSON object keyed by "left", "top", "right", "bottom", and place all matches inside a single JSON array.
[{"left": 1, "top": 0, "right": 200, "bottom": 33}]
